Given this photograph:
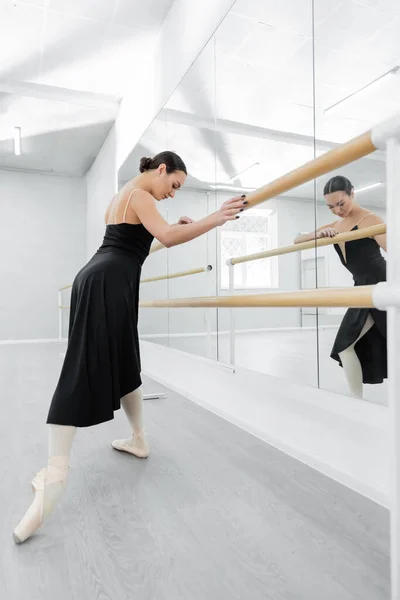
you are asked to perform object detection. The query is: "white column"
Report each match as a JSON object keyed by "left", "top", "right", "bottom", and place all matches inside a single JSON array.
[
  {"left": 205, "top": 265, "right": 214, "bottom": 358},
  {"left": 86, "top": 128, "right": 118, "bottom": 259},
  {"left": 386, "top": 137, "right": 400, "bottom": 600}
]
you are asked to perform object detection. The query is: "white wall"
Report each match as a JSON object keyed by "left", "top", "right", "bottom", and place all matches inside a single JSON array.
[
  {"left": 86, "top": 127, "right": 117, "bottom": 259},
  {"left": 0, "top": 169, "right": 86, "bottom": 340}
]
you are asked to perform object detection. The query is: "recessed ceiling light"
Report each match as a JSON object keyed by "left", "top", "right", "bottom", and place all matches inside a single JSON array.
[
  {"left": 324, "top": 66, "right": 399, "bottom": 114},
  {"left": 355, "top": 182, "right": 383, "bottom": 193}
]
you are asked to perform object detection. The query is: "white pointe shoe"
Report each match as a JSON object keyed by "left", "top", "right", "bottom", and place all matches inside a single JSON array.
[
  {"left": 111, "top": 430, "right": 149, "bottom": 458},
  {"left": 13, "top": 456, "right": 69, "bottom": 545}
]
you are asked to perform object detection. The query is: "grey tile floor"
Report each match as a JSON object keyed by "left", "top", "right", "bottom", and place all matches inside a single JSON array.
[{"left": 0, "top": 343, "right": 390, "bottom": 600}]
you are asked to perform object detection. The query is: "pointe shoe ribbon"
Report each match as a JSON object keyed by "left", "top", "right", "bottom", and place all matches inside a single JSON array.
[{"left": 31, "top": 463, "right": 68, "bottom": 492}]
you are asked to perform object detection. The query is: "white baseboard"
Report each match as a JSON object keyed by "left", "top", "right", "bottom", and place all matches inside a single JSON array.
[
  {"left": 0, "top": 338, "right": 67, "bottom": 345},
  {"left": 140, "top": 324, "right": 339, "bottom": 339}
]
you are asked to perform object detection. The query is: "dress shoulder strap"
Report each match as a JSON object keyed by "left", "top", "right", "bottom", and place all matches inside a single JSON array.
[
  {"left": 355, "top": 212, "right": 373, "bottom": 227},
  {"left": 122, "top": 189, "right": 141, "bottom": 223}
]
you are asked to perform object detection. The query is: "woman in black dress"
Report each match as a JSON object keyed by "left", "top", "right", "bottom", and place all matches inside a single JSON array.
[
  {"left": 13, "top": 151, "right": 247, "bottom": 544},
  {"left": 294, "top": 175, "right": 387, "bottom": 399}
]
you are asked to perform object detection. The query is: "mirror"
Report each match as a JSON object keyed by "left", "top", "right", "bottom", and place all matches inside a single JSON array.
[
  {"left": 313, "top": 0, "right": 393, "bottom": 404},
  {"left": 214, "top": 0, "right": 319, "bottom": 386}
]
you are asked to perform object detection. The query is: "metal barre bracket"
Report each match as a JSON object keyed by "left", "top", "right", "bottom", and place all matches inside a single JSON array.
[{"left": 143, "top": 392, "right": 168, "bottom": 400}]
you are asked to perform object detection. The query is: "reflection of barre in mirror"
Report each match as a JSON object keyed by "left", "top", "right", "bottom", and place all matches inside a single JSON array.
[
  {"left": 228, "top": 224, "right": 386, "bottom": 265},
  {"left": 225, "top": 225, "right": 386, "bottom": 367},
  {"left": 141, "top": 264, "right": 212, "bottom": 284},
  {"left": 226, "top": 224, "right": 387, "bottom": 367},
  {"left": 294, "top": 175, "right": 387, "bottom": 400}
]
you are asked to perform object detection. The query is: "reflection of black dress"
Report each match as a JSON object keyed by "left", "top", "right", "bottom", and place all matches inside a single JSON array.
[
  {"left": 47, "top": 223, "right": 154, "bottom": 427},
  {"left": 330, "top": 226, "right": 387, "bottom": 384}
]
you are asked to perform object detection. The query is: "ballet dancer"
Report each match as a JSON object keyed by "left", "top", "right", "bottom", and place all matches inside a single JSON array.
[
  {"left": 294, "top": 175, "right": 387, "bottom": 399},
  {"left": 13, "top": 151, "right": 247, "bottom": 544}
]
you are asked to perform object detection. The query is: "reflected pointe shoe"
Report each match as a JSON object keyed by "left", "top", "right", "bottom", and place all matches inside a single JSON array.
[
  {"left": 13, "top": 456, "right": 69, "bottom": 545},
  {"left": 111, "top": 430, "right": 149, "bottom": 458}
]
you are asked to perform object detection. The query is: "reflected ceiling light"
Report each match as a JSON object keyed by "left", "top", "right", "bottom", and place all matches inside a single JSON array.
[
  {"left": 229, "top": 162, "right": 260, "bottom": 180},
  {"left": 355, "top": 182, "right": 383, "bottom": 193},
  {"left": 210, "top": 184, "right": 257, "bottom": 192},
  {"left": 324, "top": 66, "right": 399, "bottom": 114},
  {"left": 14, "top": 126, "right": 21, "bottom": 156}
]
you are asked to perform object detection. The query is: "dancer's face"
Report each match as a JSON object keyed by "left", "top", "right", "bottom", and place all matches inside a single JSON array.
[
  {"left": 324, "top": 190, "right": 354, "bottom": 218},
  {"left": 151, "top": 165, "right": 187, "bottom": 201}
]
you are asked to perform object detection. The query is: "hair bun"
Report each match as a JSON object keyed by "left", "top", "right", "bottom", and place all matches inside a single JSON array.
[{"left": 139, "top": 157, "right": 153, "bottom": 173}]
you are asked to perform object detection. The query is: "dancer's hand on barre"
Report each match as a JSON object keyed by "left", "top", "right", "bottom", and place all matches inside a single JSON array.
[
  {"left": 214, "top": 195, "right": 248, "bottom": 226},
  {"left": 294, "top": 223, "right": 337, "bottom": 244},
  {"left": 131, "top": 191, "right": 247, "bottom": 248},
  {"left": 317, "top": 227, "right": 338, "bottom": 239},
  {"left": 177, "top": 216, "right": 194, "bottom": 225}
]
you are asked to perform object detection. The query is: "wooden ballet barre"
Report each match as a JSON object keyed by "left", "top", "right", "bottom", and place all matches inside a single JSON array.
[
  {"left": 230, "top": 224, "right": 386, "bottom": 265},
  {"left": 80, "top": 119, "right": 393, "bottom": 259},
  {"left": 141, "top": 265, "right": 212, "bottom": 284},
  {"left": 245, "top": 130, "right": 377, "bottom": 208},
  {"left": 145, "top": 127, "right": 380, "bottom": 256},
  {"left": 140, "top": 285, "right": 376, "bottom": 309}
]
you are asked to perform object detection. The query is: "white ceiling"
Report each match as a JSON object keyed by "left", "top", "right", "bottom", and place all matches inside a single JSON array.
[
  {"left": 0, "top": 0, "right": 174, "bottom": 175},
  {"left": 166, "top": 0, "right": 400, "bottom": 139},
  {"left": 1, "top": 0, "right": 399, "bottom": 197}
]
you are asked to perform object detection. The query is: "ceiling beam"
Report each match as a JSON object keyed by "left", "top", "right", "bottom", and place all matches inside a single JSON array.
[
  {"left": 159, "top": 108, "right": 386, "bottom": 163},
  {"left": 0, "top": 80, "right": 121, "bottom": 112}
]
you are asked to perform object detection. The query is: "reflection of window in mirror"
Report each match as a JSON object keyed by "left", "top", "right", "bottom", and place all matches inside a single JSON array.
[{"left": 220, "top": 209, "right": 278, "bottom": 290}]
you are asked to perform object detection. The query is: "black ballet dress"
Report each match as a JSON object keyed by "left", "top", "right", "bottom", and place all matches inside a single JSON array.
[
  {"left": 330, "top": 226, "right": 387, "bottom": 384},
  {"left": 47, "top": 223, "right": 154, "bottom": 427}
]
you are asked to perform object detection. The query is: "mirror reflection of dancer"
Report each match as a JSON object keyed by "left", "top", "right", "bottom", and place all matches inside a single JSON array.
[
  {"left": 13, "top": 151, "right": 247, "bottom": 544},
  {"left": 294, "top": 175, "right": 387, "bottom": 399}
]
